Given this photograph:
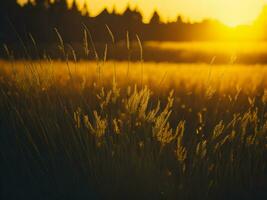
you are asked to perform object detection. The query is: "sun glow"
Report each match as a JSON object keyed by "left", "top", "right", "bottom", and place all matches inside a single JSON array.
[
  {"left": 209, "top": 0, "right": 264, "bottom": 27},
  {"left": 74, "top": 0, "right": 265, "bottom": 26},
  {"left": 17, "top": 0, "right": 267, "bottom": 27}
]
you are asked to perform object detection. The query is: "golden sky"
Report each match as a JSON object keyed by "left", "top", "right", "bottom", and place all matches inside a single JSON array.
[{"left": 19, "top": 0, "right": 267, "bottom": 26}]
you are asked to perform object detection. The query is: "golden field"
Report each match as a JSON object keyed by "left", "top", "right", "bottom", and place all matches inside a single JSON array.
[{"left": 1, "top": 59, "right": 267, "bottom": 199}]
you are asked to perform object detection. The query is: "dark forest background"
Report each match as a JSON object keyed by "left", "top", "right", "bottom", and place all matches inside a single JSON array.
[
  {"left": 2, "top": 0, "right": 267, "bottom": 62},
  {"left": 2, "top": 0, "right": 267, "bottom": 43}
]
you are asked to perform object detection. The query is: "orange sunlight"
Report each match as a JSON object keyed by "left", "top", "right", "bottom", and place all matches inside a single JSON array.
[
  {"left": 17, "top": 0, "right": 266, "bottom": 27},
  {"left": 73, "top": 0, "right": 265, "bottom": 26}
]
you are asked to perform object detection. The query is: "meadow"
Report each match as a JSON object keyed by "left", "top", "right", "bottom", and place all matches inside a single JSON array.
[
  {"left": 1, "top": 56, "right": 267, "bottom": 200},
  {"left": 7, "top": 41, "right": 267, "bottom": 64}
]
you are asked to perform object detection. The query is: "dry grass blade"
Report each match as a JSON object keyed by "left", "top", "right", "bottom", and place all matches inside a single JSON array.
[
  {"left": 29, "top": 33, "right": 37, "bottom": 47},
  {"left": 54, "top": 28, "right": 65, "bottom": 56},
  {"left": 3, "top": 44, "right": 11, "bottom": 58},
  {"left": 83, "top": 29, "right": 90, "bottom": 56},
  {"left": 82, "top": 24, "right": 99, "bottom": 61},
  {"left": 105, "top": 24, "right": 115, "bottom": 44},
  {"left": 126, "top": 31, "right": 130, "bottom": 50},
  {"left": 103, "top": 44, "right": 108, "bottom": 63},
  {"left": 136, "top": 34, "right": 144, "bottom": 86},
  {"left": 68, "top": 44, "right": 77, "bottom": 63},
  {"left": 136, "top": 34, "right": 143, "bottom": 62}
]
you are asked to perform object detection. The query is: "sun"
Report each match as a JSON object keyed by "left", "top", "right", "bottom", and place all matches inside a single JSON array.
[{"left": 212, "top": 0, "right": 264, "bottom": 27}]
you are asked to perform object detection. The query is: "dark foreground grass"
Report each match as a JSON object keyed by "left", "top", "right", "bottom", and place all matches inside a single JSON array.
[{"left": 0, "top": 60, "right": 267, "bottom": 200}]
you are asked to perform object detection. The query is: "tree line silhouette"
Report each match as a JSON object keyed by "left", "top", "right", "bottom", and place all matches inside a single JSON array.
[{"left": 1, "top": 0, "right": 267, "bottom": 46}]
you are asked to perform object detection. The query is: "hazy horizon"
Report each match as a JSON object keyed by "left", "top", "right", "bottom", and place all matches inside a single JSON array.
[{"left": 18, "top": 0, "right": 267, "bottom": 26}]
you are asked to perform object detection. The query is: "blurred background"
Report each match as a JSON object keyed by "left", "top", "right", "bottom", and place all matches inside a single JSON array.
[{"left": 2, "top": 0, "right": 267, "bottom": 63}]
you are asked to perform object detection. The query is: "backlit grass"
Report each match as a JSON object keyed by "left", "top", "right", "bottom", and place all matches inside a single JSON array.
[{"left": 1, "top": 59, "right": 267, "bottom": 199}]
